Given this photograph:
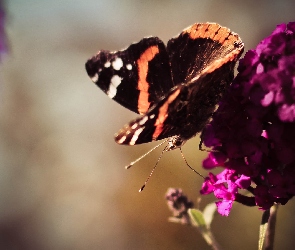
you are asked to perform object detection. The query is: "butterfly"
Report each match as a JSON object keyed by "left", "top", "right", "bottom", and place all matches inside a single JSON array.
[{"left": 85, "top": 22, "right": 244, "bottom": 152}]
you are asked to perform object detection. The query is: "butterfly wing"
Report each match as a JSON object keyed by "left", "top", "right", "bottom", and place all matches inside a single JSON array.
[
  {"left": 115, "top": 23, "right": 244, "bottom": 146},
  {"left": 114, "top": 85, "right": 183, "bottom": 145},
  {"left": 167, "top": 23, "right": 244, "bottom": 85},
  {"left": 85, "top": 37, "right": 175, "bottom": 114},
  {"left": 114, "top": 71, "right": 234, "bottom": 146}
]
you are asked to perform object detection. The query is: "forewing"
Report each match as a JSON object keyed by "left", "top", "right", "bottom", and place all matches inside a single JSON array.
[{"left": 85, "top": 37, "right": 175, "bottom": 114}]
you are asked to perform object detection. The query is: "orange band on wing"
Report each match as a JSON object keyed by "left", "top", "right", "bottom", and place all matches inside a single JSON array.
[
  {"left": 152, "top": 88, "right": 181, "bottom": 139},
  {"left": 184, "top": 23, "right": 241, "bottom": 47},
  {"left": 137, "top": 45, "right": 159, "bottom": 114}
]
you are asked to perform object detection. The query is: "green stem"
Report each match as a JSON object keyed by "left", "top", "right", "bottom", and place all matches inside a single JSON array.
[{"left": 201, "top": 229, "right": 223, "bottom": 250}]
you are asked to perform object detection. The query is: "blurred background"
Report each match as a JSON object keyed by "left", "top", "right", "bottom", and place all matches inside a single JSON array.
[{"left": 1, "top": 0, "right": 295, "bottom": 249}]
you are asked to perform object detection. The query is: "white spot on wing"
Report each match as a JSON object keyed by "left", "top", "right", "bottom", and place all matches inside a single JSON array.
[
  {"left": 117, "top": 135, "right": 127, "bottom": 144},
  {"left": 107, "top": 75, "right": 122, "bottom": 98},
  {"left": 139, "top": 116, "right": 148, "bottom": 125},
  {"left": 126, "top": 64, "right": 132, "bottom": 70},
  {"left": 112, "top": 57, "right": 123, "bottom": 70},
  {"left": 129, "top": 127, "right": 144, "bottom": 145},
  {"left": 91, "top": 73, "right": 99, "bottom": 83},
  {"left": 104, "top": 61, "right": 111, "bottom": 68},
  {"left": 150, "top": 114, "right": 155, "bottom": 119},
  {"left": 131, "top": 123, "right": 138, "bottom": 129}
]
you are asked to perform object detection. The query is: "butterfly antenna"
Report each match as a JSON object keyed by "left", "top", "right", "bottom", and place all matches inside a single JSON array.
[
  {"left": 125, "top": 139, "right": 169, "bottom": 169},
  {"left": 179, "top": 147, "right": 205, "bottom": 179},
  {"left": 139, "top": 144, "right": 168, "bottom": 192}
]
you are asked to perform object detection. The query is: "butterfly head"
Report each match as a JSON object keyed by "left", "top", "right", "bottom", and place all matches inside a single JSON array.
[{"left": 165, "top": 136, "right": 187, "bottom": 151}]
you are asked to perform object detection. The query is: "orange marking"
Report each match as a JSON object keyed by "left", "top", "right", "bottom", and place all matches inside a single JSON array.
[
  {"left": 212, "top": 26, "right": 228, "bottom": 44},
  {"left": 182, "top": 23, "right": 244, "bottom": 79},
  {"left": 184, "top": 23, "right": 242, "bottom": 47},
  {"left": 197, "top": 23, "right": 211, "bottom": 37},
  {"left": 152, "top": 88, "right": 181, "bottom": 139},
  {"left": 137, "top": 45, "right": 159, "bottom": 114}
]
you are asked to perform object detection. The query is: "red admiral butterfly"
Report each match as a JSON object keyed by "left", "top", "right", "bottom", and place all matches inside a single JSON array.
[{"left": 86, "top": 22, "right": 244, "bottom": 153}]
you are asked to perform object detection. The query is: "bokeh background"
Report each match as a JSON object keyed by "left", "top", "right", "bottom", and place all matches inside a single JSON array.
[{"left": 1, "top": 1, "right": 295, "bottom": 249}]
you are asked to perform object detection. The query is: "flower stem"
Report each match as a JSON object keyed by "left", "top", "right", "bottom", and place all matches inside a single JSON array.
[
  {"left": 201, "top": 229, "right": 223, "bottom": 250},
  {"left": 264, "top": 204, "right": 278, "bottom": 250}
]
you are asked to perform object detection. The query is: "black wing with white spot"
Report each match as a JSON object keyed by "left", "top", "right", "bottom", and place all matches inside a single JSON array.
[{"left": 85, "top": 37, "right": 175, "bottom": 115}]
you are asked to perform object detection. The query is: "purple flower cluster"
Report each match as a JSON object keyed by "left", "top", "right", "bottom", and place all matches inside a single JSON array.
[
  {"left": 165, "top": 188, "right": 194, "bottom": 224},
  {"left": 200, "top": 22, "right": 295, "bottom": 216}
]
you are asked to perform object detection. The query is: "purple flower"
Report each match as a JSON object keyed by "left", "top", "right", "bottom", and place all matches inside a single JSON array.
[
  {"left": 200, "top": 22, "right": 295, "bottom": 216},
  {"left": 200, "top": 170, "right": 250, "bottom": 216},
  {"left": 165, "top": 188, "right": 194, "bottom": 224}
]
